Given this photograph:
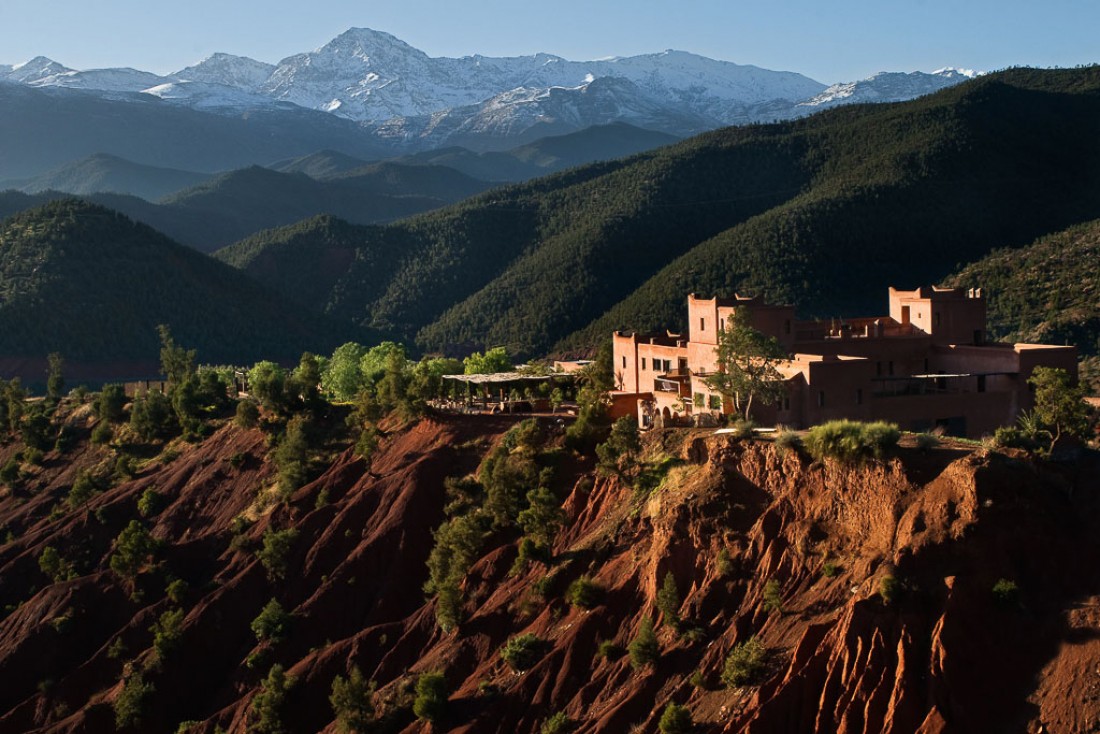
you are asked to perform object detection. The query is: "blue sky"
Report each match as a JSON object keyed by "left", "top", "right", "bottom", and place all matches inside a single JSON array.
[{"left": 1, "top": 0, "right": 1097, "bottom": 83}]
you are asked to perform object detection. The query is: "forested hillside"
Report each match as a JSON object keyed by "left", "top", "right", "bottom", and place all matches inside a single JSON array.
[
  {"left": 946, "top": 218, "right": 1100, "bottom": 353},
  {"left": 0, "top": 201, "right": 367, "bottom": 363},
  {"left": 945, "top": 217, "right": 1100, "bottom": 391},
  {"left": 216, "top": 67, "right": 1100, "bottom": 359}
]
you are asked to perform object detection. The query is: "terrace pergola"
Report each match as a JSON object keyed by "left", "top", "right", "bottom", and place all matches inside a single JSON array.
[{"left": 441, "top": 372, "right": 575, "bottom": 412}]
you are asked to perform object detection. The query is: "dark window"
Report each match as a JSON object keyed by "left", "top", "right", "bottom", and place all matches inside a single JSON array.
[
  {"left": 876, "top": 361, "right": 882, "bottom": 376},
  {"left": 924, "top": 358, "right": 929, "bottom": 372},
  {"left": 700, "top": 317, "right": 705, "bottom": 331},
  {"left": 977, "top": 375, "right": 986, "bottom": 393},
  {"left": 974, "top": 329, "right": 983, "bottom": 345},
  {"left": 818, "top": 391, "right": 825, "bottom": 408},
  {"left": 622, "top": 356, "right": 627, "bottom": 369},
  {"left": 856, "top": 388, "right": 863, "bottom": 405},
  {"left": 641, "top": 358, "right": 646, "bottom": 370},
  {"left": 785, "top": 320, "right": 791, "bottom": 335},
  {"left": 934, "top": 312, "right": 941, "bottom": 327},
  {"left": 708, "top": 394, "right": 721, "bottom": 410}
]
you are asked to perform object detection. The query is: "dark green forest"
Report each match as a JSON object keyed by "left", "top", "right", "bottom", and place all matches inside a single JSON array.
[{"left": 0, "top": 201, "right": 368, "bottom": 362}]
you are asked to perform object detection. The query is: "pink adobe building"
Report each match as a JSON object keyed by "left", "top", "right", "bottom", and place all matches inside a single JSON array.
[{"left": 612, "top": 286, "right": 1078, "bottom": 438}]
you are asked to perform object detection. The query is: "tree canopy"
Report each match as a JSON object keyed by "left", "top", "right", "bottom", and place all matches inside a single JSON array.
[{"left": 704, "top": 308, "right": 788, "bottom": 420}]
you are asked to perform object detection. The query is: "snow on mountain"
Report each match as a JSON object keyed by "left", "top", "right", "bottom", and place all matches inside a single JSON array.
[
  {"left": 798, "top": 69, "right": 982, "bottom": 110},
  {"left": 1, "top": 56, "right": 74, "bottom": 84},
  {"left": 172, "top": 53, "right": 276, "bottom": 91},
  {"left": 28, "top": 67, "right": 169, "bottom": 93},
  {"left": 0, "top": 31, "right": 981, "bottom": 151},
  {"left": 258, "top": 28, "right": 827, "bottom": 124},
  {"left": 142, "top": 80, "right": 284, "bottom": 111}
]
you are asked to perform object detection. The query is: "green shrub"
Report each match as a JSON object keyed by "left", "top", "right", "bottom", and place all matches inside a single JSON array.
[
  {"left": 115, "top": 454, "right": 137, "bottom": 480},
  {"left": 628, "top": 617, "right": 659, "bottom": 670},
  {"left": 109, "top": 520, "right": 157, "bottom": 579},
  {"left": 862, "top": 421, "right": 901, "bottom": 458},
  {"left": 879, "top": 575, "right": 901, "bottom": 605},
  {"left": 106, "top": 638, "right": 127, "bottom": 660},
  {"left": 510, "top": 536, "right": 550, "bottom": 576},
  {"left": 729, "top": 419, "right": 756, "bottom": 439},
  {"left": 773, "top": 428, "right": 803, "bottom": 455},
  {"left": 993, "top": 425, "right": 1039, "bottom": 451},
  {"left": 721, "top": 636, "right": 767, "bottom": 687},
  {"left": 566, "top": 576, "right": 605, "bottom": 609},
  {"left": 22, "top": 446, "right": 44, "bottom": 466},
  {"left": 113, "top": 670, "right": 154, "bottom": 729},
  {"left": 500, "top": 633, "right": 545, "bottom": 671},
  {"left": 137, "top": 488, "right": 165, "bottom": 518},
  {"left": 130, "top": 390, "right": 178, "bottom": 441},
  {"left": 822, "top": 561, "right": 840, "bottom": 578},
  {"left": 91, "top": 421, "right": 114, "bottom": 446},
  {"left": 67, "top": 471, "right": 98, "bottom": 508},
  {"left": 96, "top": 384, "right": 126, "bottom": 423},
  {"left": 165, "top": 579, "right": 189, "bottom": 604},
  {"left": 0, "top": 458, "right": 20, "bottom": 486},
  {"left": 251, "top": 599, "right": 293, "bottom": 643},
  {"left": 715, "top": 548, "right": 734, "bottom": 577},
  {"left": 541, "top": 711, "right": 576, "bottom": 734},
  {"left": 330, "top": 666, "right": 374, "bottom": 733},
  {"left": 804, "top": 420, "right": 900, "bottom": 463},
  {"left": 914, "top": 432, "right": 940, "bottom": 451},
  {"left": 412, "top": 671, "right": 447, "bottom": 723},
  {"left": 595, "top": 415, "right": 641, "bottom": 477},
  {"left": 250, "top": 664, "right": 294, "bottom": 733},
  {"left": 517, "top": 484, "right": 565, "bottom": 548},
  {"left": 54, "top": 425, "right": 77, "bottom": 453},
  {"left": 596, "top": 640, "right": 625, "bottom": 661},
  {"left": 688, "top": 670, "right": 706, "bottom": 689},
  {"left": 762, "top": 579, "right": 783, "bottom": 613},
  {"left": 235, "top": 400, "right": 260, "bottom": 429},
  {"left": 257, "top": 528, "right": 299, "bottom": 581},
  {"left": 992, "top": 578, "right": 1020, "bottom": 607},
  {"left": 425, "top": 512, "right": 486, "bottom": 631},
  {"left": 38, "top": 546, "right": 75, "bottom": 582},
  {"left": 151, "top": 608, "right": 185, "bottom": 660},
  {"left": 658, "top": 703, "right": 693, "bottom": 734},
  {"left": 656, "top": 572, "right": 681, "bottom": 628}
]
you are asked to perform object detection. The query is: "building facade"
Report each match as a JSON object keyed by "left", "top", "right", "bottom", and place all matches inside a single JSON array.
[{"left": 612, "top": 287, "right": 1078, "bottom": 437}]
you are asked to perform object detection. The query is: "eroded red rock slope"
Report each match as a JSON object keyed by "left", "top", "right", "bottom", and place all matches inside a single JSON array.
[{"left": 0, "top": 413, "right": 1097, "bottom": 734}]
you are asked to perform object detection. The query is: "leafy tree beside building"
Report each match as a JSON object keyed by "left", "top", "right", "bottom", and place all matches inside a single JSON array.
[{"left": 704, "top": 308, "right": 787, "bottom": 420}]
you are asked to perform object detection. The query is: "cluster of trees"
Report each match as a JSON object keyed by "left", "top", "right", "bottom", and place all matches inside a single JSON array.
[{"left": 425, "top": 419, "right": 564, "bottom": 631}]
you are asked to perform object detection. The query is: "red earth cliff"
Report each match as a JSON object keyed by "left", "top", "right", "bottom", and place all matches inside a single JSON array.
[{"left": 0, "top": 407, "right": 1098, "bottom": 734}]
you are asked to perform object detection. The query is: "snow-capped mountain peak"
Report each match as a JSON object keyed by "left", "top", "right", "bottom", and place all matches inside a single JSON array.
[
  {"left": 799, "top": 69, "right": 981, "bottom": 109},
  {"left": 2, "top": 56, "right": 74, "bottom": 83},
  {"left": 317, "top": 27, "right": 429, "bottom": 61},
  {"left": 172, "top": 53, "right": 276, "bottom": 91}
]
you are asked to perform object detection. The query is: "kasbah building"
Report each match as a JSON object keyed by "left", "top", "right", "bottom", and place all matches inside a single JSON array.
[{"left": 611, "top": 286, "right": 1078, "bottom": 438}]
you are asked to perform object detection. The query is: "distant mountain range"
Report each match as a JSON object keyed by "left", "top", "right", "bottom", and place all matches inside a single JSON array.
[
  {"left": 2, "top": 67, "right": 1099, "bottom": 374},
  {"left": 0, "top": 28, "right": 978, "bottom": 177},
  {"left": 0, "top": 123, "right": 680, "bottom": 248}
]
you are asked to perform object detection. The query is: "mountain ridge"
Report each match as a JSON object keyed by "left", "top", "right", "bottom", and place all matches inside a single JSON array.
[{"left": 1, "top": 28, "right": 980, "bottom": 155}]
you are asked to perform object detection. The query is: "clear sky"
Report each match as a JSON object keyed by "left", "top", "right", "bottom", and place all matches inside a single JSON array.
[{"left": 0, "top": 0, "right": 1097, "bottom": 84}]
